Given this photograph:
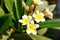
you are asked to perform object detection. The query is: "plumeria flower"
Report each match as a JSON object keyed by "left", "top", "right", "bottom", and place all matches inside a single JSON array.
[
  {"left": 26, "top": 20, "right": 39, "bottom": 35},
  {"left": 33, "top": 10, "right": 45, "bottom": 23},
  {"left": 42, "top": 8, "right": 53, "bottom": 19},
  {"left": 19, "top": 15, "right": 32, "bottom": 25},
  {"left": 33, "top": 0, "right": 43, "bottom": 5}
]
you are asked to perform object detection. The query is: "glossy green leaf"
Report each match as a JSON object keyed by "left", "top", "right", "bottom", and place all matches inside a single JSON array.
[
  {"left": 0, "top": 14, "right": 12, "bottom": 33},
  {"left": 39, "top": 19, "right": 60, "bottom": 28},
  {"left": 38, "top": 28, "right": 47, "bottom": 35},
  {"left": 29, "top": 34, "right": 52, "bottom": 40},
  {"left": 26, "top": 0, "right": 32, "bottom": 6},
  {"left": 15, "top": 0, "right": 23, "bottom": 19},
  {"left": 15, "top": 0, "right": 23, "bottom": 32}
]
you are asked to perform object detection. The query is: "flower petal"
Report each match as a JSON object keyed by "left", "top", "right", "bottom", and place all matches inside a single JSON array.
[
  {"left": 41, "top": 18, "right": 45, "bottom": 22},
  {"left": 32, "top": 30, "right": 37, "bottom": 35},
  {"left": 28, "top": 16, "right": 32, "bottom": 20},
  {"left": 22, "top": 15, "right": 27, "bottom": 19},
  {"left": 40, "top": 12, "right": 44, "bottom": 16},
  {"left": 31, "top": 20, "right": 34, "bottom": 24},
  {"left": 46, "top": 8, "right": 49, "bottom": 11},
  {"left": 35, "top": 19, "right": 40, "bottom": 23},
  {"left": 19, "top": 20, "right": 23, "bottom": 23},
  {"left": 36, "top": 10, "right": 39, "bottom": 14},
  {"left": 26, "top": 29, "right": 31, "bottom": 34},
  {"left": 32, "top": 13, "right": 36, "bottom": 18},
  {"left": 38, "top": 1, "right": 43, "bottom": 4},
  {"left": 35, "top": 24, "right": 39, "bottom": 28}
]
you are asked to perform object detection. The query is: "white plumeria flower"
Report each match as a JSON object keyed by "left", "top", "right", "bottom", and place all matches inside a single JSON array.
[
  {"left": 19, "top": 15, "right": 32, "bottom": 25},
  {"left": 45, "top": 8, "right": 53, "bottom": 19},
  {"left": 33, "top": 0, "right": 43, "bottom": 5},
  {"left": 33, "top": 10, "right": 45, "bottom": 23},
  {"left": 26, "top": 20, "right": 39, "bottom": 35}
]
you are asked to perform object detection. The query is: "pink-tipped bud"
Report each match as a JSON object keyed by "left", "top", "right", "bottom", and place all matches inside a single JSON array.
[
  {"left": 25, "top": 6, "right": 29, "bottom": 12},
  {"left": 22, "top": 1, "right": 26, "bottom": 8}
]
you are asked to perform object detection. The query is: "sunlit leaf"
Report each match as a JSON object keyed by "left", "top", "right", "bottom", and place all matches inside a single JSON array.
[
  {"left": 0, "top": 6, "right": 5, "bottom": 17},
  {"left": 29, "top": 34, "right": 52, "bottom": 40},
  {"left": 38, "top": 28, "right": 47, "bottom": 35},
  {"left": 4, "top": 0, "right": 13, "bottom": 12}
]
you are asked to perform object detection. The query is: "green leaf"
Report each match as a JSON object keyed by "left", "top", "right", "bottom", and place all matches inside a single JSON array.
[
  {"left": 0, "top": 14, "right": 12, "bottom": 33},
  {"left": 38, "top": 28, "right": 47, "bottom": 35},
  {"left": 26, "top": 0, "right": 33, "bottom": 6},
  {"left": 0, "top": 6, "right": 5, "bottom": 17},
  {"left": 4, "top": 0, "right": 15, "bottom": 20},
  {"left": 53, "top": 27, "right": 60, "bottom": 30},
  {"left": 15, "top": 0, "right": 23, "bottom": 19},
  {"left": 15, "top": 0, "right": 23, "bottom": 32},
  {"left": 48, "top": 4, "right": 56, "bottom": 12},
  {"left": 39, "top": 19, "right": 60, "bottom": 28},
  {"left": 4, "top": 0, "right": 13, "bottom": 12},
  {"left": 13, "top": 2, "right": 18, "bottom": 21},
  {"left": 29, "top": 34, "right": 52, "bottom": 40}
]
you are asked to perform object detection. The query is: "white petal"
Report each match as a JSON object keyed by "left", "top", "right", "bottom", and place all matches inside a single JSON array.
[
  {"left": 22, "top": 23, "right": 26, "bottom": 25},
  {"left": 41, "top": 18, "right": 45, "bottom": 22},
  {"left": 26, "top": 29, "right": 31, "bottom": 34},
  {"left": 38, "top": 1, "right": 43, "bottom": 4},
  {"left": 32, "top": 30, "right": 37, "bottom": 35},
  {"left": 41, "top": 12, "right": 44, "bottom": 16},
  {"left": 35, "top": 19, "right": 40, "bottom": 23},
  {"left": 46, "top": 8, "right": 49, "bottom": 11},
  {"left": 22, "top": 15, "right": 27, "bottom": 19},
  {"left": 28, "top": 16, "right": 32, "bottom": 20},
  {"left": 19, "top": 20, "right": 23, "bottom": 23},
  {"left": 31, "top": 20, "right": 34, "bottom": 24},
  {"left": 35, "top": 24, "right": 39, "bottom": 28},
  {"left": 32, "top": 13, "right": 36, "bottom": 18},
  {"left": 36, "top": 10, "right": 39, "bottom": 14}
]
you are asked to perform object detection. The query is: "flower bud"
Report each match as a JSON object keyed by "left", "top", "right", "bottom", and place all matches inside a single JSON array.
[
  {"left": 30, "top": 5, "right": 35, "bottom": 10},
  {"left": 25, "top": 6, "right": 29, "bottom": 12},
  {"left": 42, "top": 8, "right": 53, "bottom": 19},
  {"left": 22, "top": 1, "right": 26, "bottom": 8}
]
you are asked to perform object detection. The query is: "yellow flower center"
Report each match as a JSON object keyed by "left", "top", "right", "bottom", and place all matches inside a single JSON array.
[
  {"left": 28, "top": 24, "right": 36, "bottom": 31},
  {"left": 23, "top": 18, "right": 30, "bottom": 24},
  {"left": 36, "top": 13, "right": 42, "bottom": 20}
]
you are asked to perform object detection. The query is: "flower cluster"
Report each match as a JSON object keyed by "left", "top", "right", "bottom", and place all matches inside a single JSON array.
[
  {"left": 19, "top": 0, "right": 53, "bottom": 35},
  {"left": 19, "top": 10, "right": 45, "bottom": 35}
]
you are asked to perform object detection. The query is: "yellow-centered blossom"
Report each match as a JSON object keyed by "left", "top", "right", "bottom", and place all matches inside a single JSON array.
[
  {"left": 33, "top": 10, "right": 45, "bottom": 23},
  {"left": 19, "top": 15, "right": 32, "bottom": 25},
  {"left": 42, "top": 8, "right": 53, "bottom": 19},
  {"left": 33, "top": 0, "right": 43, "bottom": 5},
  {"left": 26, "top": 20, "right": 39, "bottom": 35}
]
